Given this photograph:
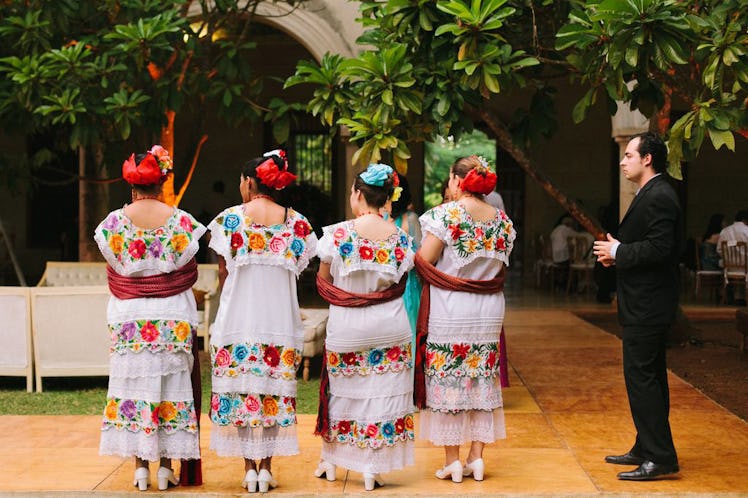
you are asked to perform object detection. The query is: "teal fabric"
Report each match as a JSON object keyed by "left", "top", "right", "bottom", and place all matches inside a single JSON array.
[{"left": 395, "top": 214, "right": 422, "bottom": 340}]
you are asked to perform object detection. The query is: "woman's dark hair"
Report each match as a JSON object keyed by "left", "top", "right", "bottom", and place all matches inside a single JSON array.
[
  {"left": 353, "top": 171, "right": 394, "bottom": 209},
  {"left": 242, "top": 154, "right": 287, "bottom": 196},
  {"left": 440, "top": 178, "right": 451, "bottom": 203},
  {"left": 129, "top": 153, "right": 163, "bottom": 195},
  {"left": 390, "top": 173, "right": 412, "bottom": 219},
  {"left": 702, "top": 213, "right": 724, "bottom": 241}
]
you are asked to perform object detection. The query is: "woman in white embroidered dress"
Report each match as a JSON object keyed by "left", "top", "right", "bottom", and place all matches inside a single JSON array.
[
  {"left": 96, "top": 146, "right": 205, "bottom": 491},
  {"left": 417, "top": 155, "right": 515, "bottom": 482},
  {"left": 208, "top": 150, "right": 317, "bottom": 493},
  {"left": 314, "top": 163, "right": 416, "bottom": 491}
]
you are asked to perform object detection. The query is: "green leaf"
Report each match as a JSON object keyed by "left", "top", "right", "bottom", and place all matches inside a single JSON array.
[{"left": 708, "top": 129, "right": 735, "bottom": 151}]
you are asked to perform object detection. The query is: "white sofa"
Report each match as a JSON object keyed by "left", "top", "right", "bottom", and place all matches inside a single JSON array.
[
  {"left": 30, "top": 285, "right": 110, "bottom": 392},
  {"left": 0, "top": 287, "right": 34, "bottom": 391},
  {"left": 31, "top": 261, "right": 221, "bottom": 390}
]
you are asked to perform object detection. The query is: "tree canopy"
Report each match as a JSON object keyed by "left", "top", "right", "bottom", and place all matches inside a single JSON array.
[{"left": 287, "top": 0, "right": 748, "bottom": 234}]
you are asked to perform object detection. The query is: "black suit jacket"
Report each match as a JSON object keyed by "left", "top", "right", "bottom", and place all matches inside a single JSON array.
[{"left": 615, "top": 175, "right": 684, "bottom": 327}]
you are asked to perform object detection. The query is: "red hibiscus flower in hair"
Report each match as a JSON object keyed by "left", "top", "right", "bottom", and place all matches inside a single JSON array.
[{"left": 263, "top": 345, "right": 281, "bottom": 367}]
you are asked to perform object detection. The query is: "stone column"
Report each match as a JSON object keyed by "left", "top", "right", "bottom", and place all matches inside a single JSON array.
[{"left": 611, "top": 98, "right": 649, "bottom": 222}]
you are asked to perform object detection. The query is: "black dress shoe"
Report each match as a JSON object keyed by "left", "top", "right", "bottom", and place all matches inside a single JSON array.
[
  {"left": 605, "top": 451, "right": 645, "bottom": 466},
  {"left": 617, "top": 460, "right": 679, "bottom": 481}
]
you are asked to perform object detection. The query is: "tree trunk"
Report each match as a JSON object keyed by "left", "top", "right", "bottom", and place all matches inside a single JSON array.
[
  {"left": 92, "top": 142, "right": 110, "bottom": 242},
  {"left": 475, "top": 106, "right": 605, "bottom": 239},
  {"left": 161, "top": 110, "right": 177, "bottom": 206},
  {"left": 77, "top": 146, "right": 98, "bottom": 261}
]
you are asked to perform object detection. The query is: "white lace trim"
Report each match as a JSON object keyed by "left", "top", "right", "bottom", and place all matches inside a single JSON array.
[
  {"left": 419, "top": 409, "right": 506, "bottom": 446},
  {"left": 108, "top": 349, "right": 192, "bottom": 380},
  {"left": 100, "top": 426, "right": 200, "bottom": 461},
  {"left": 425, "top": 374, "right": 503, "bottom": 411},
  {"left": 320, "top": 439, "right": 414, "bottom": 474},
  {"left": 210, "top": 423, "right": 299, "bottom": 459},
  {"left": 211, "top": 374, "right": 298, "bottom": 398}
]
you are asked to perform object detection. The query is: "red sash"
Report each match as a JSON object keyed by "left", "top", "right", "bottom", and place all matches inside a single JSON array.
[
  {"left": 106, "top": 258, "right": 198, "bottom": 299},
  {"left": 413, "top": 252, "right": 507, "bottom": 409},
  {"left": 314, "top": 274, "right": 407, "bottom": 436},
  {"left": 106, "top": 258, "right": 202, "bottom": 485}
]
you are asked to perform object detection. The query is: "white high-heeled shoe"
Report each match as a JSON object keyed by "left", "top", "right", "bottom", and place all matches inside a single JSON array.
[
  {"left": 257, "top": 469, "right": 278, "bottom": 493},
  {"left": 463, "top": 458, "right": 485, "bottom": 481},
  {"left": 157, "top": 466, "right": 179, "bottom": 490},
  {"left": 435, "top": 460, "right": 463, "bottom": 482},
  {"left": 133, "top": 467, "right": 150, "bottom": 491},
  {"left": 313, "top": 460, "right": 337, "bottom": 481},
  {"left": 243, "top": 469, "right": 258, "bottom": 493},
  {"left": 363, "top": 472, "right": 384, "bottom": 491}
]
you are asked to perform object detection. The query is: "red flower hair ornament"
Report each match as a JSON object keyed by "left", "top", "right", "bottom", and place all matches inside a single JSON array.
[
  {"left": 122, "top": 145, "right": 173, "bottom": 186},
  {"left": 460, "top": 155, "right": 497, "bottom": 195},
  {"left": 256, "top": 149, "right": 296, "bottom": 190}
]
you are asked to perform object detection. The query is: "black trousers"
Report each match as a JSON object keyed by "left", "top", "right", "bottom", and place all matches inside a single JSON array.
[{"left": 622, "top": 325, "right": 678, "bottom": 465}]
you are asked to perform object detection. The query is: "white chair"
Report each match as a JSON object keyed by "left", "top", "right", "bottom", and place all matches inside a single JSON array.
[
  {"left": 0, "top": 287, "right": 34, "bottom": 391},
  {"left": 721, "top": 241, "right": 747, "bottom": 305},
  {"left": 195, "top": 264, "right": 221, "bottom": 352},
  {"left": 300, "top": 308, "right": 328, "bottom": 381}
]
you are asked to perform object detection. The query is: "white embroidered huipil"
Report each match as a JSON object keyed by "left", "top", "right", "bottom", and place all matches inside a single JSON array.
[
  {"left": 208, "top": 206, "right": 317, "bottom": 459},
  {"left": 95, "top": 208, "right": 206, "bottom": 461},
  {"left": 317, "top": 221, "right": 416, "bottom": 473},
  {"left": 418, "top": 201, "right": 515, "bottom": 445}
]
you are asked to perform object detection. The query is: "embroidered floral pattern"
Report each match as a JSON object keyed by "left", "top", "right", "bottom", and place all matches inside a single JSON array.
[
  {"left": 210, "top": 392, "right": 296, "bottom": 428},
  {"left": 97, "top": 210, "right": 201, "bottom": 266},
  {"left": 211, "top": 342, "right": 300, "bottom": 381},
  {"left": 109, "top": 319, "right": 194, "bottom": 354},
  {"left": 330, "top": 222, "right": 411, "bottom": 271},
  {"left": 102, "top": 397, "right": 198, "bottom": 434},
  {"left": 327, "top": 342, "right": 412, "bottom": 377},
  {"left": 323, "top": 413, "right": 415, "bottom": 449},
  {"left": 213, "top": 207, "right": 314, "bottom": 260},
  {"left": 423, "top": 202, "right": 514, "bottom": 259},
  {"left": 425, "top": 342, "right": 500, "bottom": 379}
]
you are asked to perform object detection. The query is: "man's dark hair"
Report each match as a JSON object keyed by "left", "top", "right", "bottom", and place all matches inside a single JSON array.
[
  {"left": 632, "top": 131, "right": 668, "bottom": 174},
  {"left": 736, "top": 210, "right": 748, "bottom": 222}
]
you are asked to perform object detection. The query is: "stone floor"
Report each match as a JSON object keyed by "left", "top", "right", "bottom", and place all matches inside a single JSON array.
[{"left": 2, "top": 309, "right": 747, "bottom": 497}]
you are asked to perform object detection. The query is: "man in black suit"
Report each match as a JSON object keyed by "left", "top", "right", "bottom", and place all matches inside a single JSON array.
[{"left": 593, "top": 132, "right": 682, "bottom": 481}]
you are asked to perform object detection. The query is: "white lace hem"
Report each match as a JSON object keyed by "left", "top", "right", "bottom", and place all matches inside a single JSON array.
[
  {"left": 320, "top": 439, "right": 414, "bottom": 474},
  {"left": 109, "top": 350, "right": 193, "bottom": 380},
  {"left": 419, "top": 408, "right": 506, "bottom": 446},
  {"left": 100, "top": 427, "right": 200, "bottom": 461},
  {"left": 210, "top": 424, "right": 299, "bottom": 459}
]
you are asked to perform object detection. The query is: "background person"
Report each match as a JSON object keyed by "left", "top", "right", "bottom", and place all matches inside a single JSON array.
[
  {"left": 95, "top": 145, "right": 205, "bottom": 491},
  {"left": 207, "top": 150, "right": 318, "bottom": 493}
]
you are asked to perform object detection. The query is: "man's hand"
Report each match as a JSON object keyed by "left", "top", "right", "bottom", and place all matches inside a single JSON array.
[{"left": 593, "top": 233, "right": 619, "bottom": 267}]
